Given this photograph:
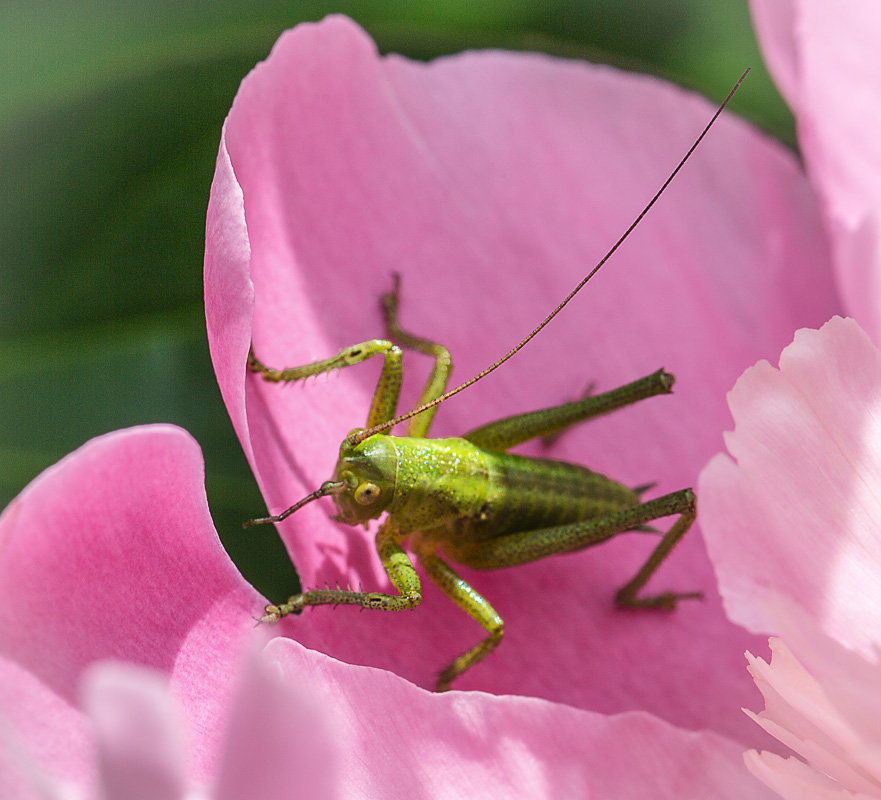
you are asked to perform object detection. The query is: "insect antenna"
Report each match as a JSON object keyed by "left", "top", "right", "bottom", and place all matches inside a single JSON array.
[
  {"left": 244, "top": 480, "right": 347, "bottom": 528},
  {"left": 347, "top": 68, "right": 750, "bottom": 449}
]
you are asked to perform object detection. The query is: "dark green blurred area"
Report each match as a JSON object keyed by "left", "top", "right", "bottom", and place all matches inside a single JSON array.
[{"left": 0, "top": 0, "right": 792, "bottom": 602}]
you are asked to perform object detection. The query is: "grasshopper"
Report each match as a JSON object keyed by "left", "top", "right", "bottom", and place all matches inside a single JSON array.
[{"left": 246, "top": 70, "right": 749, "bottom": 691}]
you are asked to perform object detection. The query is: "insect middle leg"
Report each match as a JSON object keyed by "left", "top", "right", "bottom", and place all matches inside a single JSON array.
[
  {"left": 381, "top": 273, "right": 452, "bottom": 438},
  {"left": 448, "top": 489, "right": 699, "bottom": 610}
]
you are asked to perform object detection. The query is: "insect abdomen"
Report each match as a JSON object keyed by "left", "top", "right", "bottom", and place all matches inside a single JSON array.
[{"left": 461, "top": 451, "right": 640, "bottom": 541}]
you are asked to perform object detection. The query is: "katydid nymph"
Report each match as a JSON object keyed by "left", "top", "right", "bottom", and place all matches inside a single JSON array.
[{"left": 246, "top": 70, "right": 749, "bottom": 692}]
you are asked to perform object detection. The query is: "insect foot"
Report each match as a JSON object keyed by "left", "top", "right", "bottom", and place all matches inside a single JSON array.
[
  {"left": 615, "top": 588, "right": 703, "bottom": 611},
  {"left": 435, "top": 620, "right": 505, "bottom": 693},
  {"left": 380, "top": 272, "right": 401, "bottom": 324},
  {"left": 259, "top": 594, "right": 307, "bottom": 623},
  {"left": 435, "top": 669, "right": 456, "bottom": 694}
]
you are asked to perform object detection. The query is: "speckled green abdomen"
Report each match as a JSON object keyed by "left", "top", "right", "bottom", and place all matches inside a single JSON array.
[{"left": 462, "top": 450, "right": 640, "bottom": 541}]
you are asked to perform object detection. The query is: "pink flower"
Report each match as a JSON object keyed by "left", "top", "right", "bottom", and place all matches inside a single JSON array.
[
  {"left": 205, "top": 13, "right": 834, "bottom": 741},
  {"left": 1, "top": 427, "right": 771, "bottom": 797},
  {"left": 0, "top": 425, "right": 320, "bottom": 797},
  {"left": 9, "top": 4, "right": 880, "bottom": 794},
  {"left": 697, "top": 2, "right": 881, "bottom": 796}
]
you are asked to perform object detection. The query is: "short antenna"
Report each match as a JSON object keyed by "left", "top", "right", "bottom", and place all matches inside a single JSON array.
[
  {"left": 347, "top": 68, "right": 750, "bottom": 448},
  {"left": 244, "top": 480, "right": 346, "bottom": 528}
]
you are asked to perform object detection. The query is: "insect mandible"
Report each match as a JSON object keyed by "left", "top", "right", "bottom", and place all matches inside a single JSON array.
[{"left": 246, "top": 70, "right": 749, "bottom": 692}]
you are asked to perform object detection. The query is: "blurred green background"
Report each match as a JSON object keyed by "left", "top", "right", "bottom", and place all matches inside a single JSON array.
[{"left": 0, "top": 1, "right": 791, "bottom": 601}]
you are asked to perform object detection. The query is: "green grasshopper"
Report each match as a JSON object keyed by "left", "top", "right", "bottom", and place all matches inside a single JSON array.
[{"left": 246, "top": 71, "right": 748, "bottom": 691}]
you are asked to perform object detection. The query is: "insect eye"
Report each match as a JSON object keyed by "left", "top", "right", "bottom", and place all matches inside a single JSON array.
[{"left": 353, "top": 482, "right": 381, "bottom": 505}]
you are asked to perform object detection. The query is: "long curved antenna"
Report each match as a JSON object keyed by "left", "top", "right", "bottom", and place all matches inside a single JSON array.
[{"left": 347, "top": 68, "right": 750, "bottom": 449}]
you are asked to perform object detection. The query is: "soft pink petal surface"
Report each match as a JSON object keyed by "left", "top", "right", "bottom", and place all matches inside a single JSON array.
[
  {"left": 212, "top": 639, "right": 337, "bottom": 800},
  {"left": 700, "top": 319, "right": 881, "bottom": 797},
  {"left": 83, "top": 662, "right": 187, "bottom": 799},
  {"left": 0, "top": 426, "right": 258, "bottom": 792},
  {"left": 205, "top": 16, "right": 839, "bottom": 741},
  {"left": 205, "top": 134, "right": 254, "bottom": 465},
  {"left": 745, "top": 622, "right": 881, "bottom": 798},
  {"left": 81, "top": 650, "right": 339, "bottom": 800},
  {"left": 752, "top": 0, "right": 881, "bottom": 341},
  {"left": 263, "top": 636, "right": 777, "bottom": 799},
  {"left": 699, "top": 318, "right": 881, "bottom": 653},
  {"left": 0, "top": 654, "right": 93, "bottom": 797},
  {"left": 0, "top": 426, "right": 774, "bottom": 798}
]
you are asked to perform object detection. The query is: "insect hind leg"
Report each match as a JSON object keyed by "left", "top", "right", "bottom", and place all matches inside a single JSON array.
[
  {"left": 449, "top": 489, "right": 700, "bottom": 610},
  {"left": 463, "top": 369, "right": 675, "bottom": 452},
  {"left": 614, "top": 490, "right": 700, "bottom": 609}
]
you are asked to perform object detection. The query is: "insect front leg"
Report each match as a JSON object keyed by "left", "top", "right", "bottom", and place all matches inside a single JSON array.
[
  {"left": 381, "top": 274, "right": 452, "bottom": 438},
  {"left": 248, "top": 339, "right": 403, "bottom": 428},
  {"left": 262, "top": 522, "right": 421, "bottom": 620},
  {"left": 449, "top": 489, "right": 700, "bottom": 610},
  {"left": 411, "top": 536, "right": 504, "bottom": 691}
]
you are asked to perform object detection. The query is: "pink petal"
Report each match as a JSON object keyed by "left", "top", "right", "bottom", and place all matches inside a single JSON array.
[
  {"left": 205, "top": 15, "right": 838, "bottom": 740},
  {"left": 205, "top": 133, "right": 254, "bottom": 463},
  {"left": 744, "top": 750, "right": 855, "bottom": 800},
  {"left": 700, "top": 318, "right": 881, "bottom": 796},
  {"left": 699, "top": 317, "right": 881, "bottom": 653},
  {"left": 742, "top": 602, "right": 881, "bottom": 797},
  {"left": 0, "top": 425, "right": 259, "bottom": 789},
  {"left": 0, "top": 653, "right": 95, "bottom": 797},
  {"left": 745, "top": 628, "right": 881, "bottom": 796},
  {"left": 79, "top": 651, "right": 339, "bottom": 800},
  {"left": 752, "top": 0, "right": 881, "bottom": 341},
  {"left": 263, "top": 636, "right": 777, "bottom": 799},
  {"left": 213, "top": 639, "right": 337, "bottom": 800},
  {"left": 0, "top": 423, "right": 775, "bottom": 797},
  {"left": 82, "top": 662, "right": 186, "bottom": 799}
]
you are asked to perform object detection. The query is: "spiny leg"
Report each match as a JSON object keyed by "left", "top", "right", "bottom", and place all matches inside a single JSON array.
[
  {"left": 614, "top": 491, "right": 700, "bottom": 610},
  {"left": 248, "top": 339, "right": 403, "bottom": 428},
  {"left": 449, "top": 489, "right": 699, "bottom": 610},
  {"left": 411, "top": 537, "right": 503, "bottom": 692},
  {"left": 262, "top": 522, "right": 421, "bottom": 619},
  {"left": 463, "top": 369, "right": 675, "bottom": 452},
  {"left": 541, "top": 382, "right": 595, "bottom": 448},
  {"left": 381, "top": 273, "right": 452, "bottom": 438}
]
